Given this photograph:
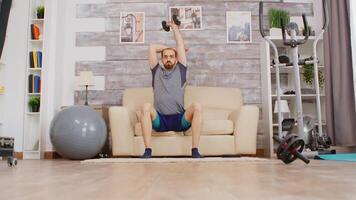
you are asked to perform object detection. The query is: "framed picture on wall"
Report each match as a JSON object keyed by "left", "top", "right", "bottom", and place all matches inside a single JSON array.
[
  {"left": 169, "top": 6, "right": 202, "bottom": 30},
  {"left": 120, "top": 12, "right": 145, "bottom": 43},
  {"left": 226, "top": 11, "right": 252, "bottom": 43}
]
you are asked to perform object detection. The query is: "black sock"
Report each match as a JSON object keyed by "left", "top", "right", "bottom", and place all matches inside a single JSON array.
[
  {"left": 192, "top": 148, "right": 203, "bottom": 158},
  {"left": 141, "top": 148, "right": 152, "bottom": 159}
]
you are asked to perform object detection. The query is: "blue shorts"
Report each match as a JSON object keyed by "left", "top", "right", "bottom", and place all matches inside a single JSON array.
[{"left": 152, "top": 112, "right": 191, "bottom": 132}]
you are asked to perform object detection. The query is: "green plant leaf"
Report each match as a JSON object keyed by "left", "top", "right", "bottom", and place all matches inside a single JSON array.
[
  {"left": 302, "top": 64, "right": 324, "bottom": 88},
  {"left": 268, "top": 9, "right": 290, "bottom": 28}
]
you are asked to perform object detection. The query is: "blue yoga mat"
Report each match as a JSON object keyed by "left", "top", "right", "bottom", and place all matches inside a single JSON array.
[{"left": 315, "top": 153, "right": 356, "bottom": 162}]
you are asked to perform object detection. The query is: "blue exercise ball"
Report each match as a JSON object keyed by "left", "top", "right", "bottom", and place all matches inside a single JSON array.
[{"left": 50, "top": 105, "right": 107, "bottom": 160}]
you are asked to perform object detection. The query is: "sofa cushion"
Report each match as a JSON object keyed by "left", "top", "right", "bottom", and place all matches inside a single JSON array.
[
  {"left": 202, "top": 107, "right": 232, "bottom": 120},
  {"left": 134, "top": 123, "right": 184, "bottom": 136},
  {"left": 134, "top": 119, "right": 233, "bottom": 136},
  {"left": 184, "top": 120, "right": 234, "bottom": 136},
  {"left": 135, "top": 107, "right": 232, "bottom": 122},
  {"left": 184, "top": 86, "right": 243, "bottom": 110}
]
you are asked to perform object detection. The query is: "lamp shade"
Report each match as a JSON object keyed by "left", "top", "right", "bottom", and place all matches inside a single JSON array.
[
  {"left": 274, "top": 100, "right": 290, "bottom": 113},
  {"left": 79, "top": 71, "right": 95, "bottom": 86}
]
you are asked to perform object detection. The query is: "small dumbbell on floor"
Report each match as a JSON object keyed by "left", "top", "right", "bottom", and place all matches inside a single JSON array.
[{"left": 7, "top": 157, "right": 17, "bottom": 167}]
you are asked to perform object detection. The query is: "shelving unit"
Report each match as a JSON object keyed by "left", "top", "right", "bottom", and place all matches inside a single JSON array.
[
  {"left": 22, "top": 0, "right": 45, "bottom": 159},
  {"left": 261, "top": 37, "right": 326, "bottom": 158}
]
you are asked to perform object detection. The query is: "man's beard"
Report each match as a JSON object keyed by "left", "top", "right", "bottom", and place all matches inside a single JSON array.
[{"left": 163, "top": 62, "right": 174, "bottom": 69}]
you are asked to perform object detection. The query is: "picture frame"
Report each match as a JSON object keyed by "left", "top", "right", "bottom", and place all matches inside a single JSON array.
[
  {"left": 226, "top": 11, "right": 252, "bottom": 43},
  {"left": 120, "top": 12, "right": 145, "bottom": 43},
  {"left": 169, "top": 6, "right": 202, "bottom": 30}
]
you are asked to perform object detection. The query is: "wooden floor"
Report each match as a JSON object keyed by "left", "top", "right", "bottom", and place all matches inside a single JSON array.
[{"left": 1, "top": 159, "right": 355, "bottom": 200}]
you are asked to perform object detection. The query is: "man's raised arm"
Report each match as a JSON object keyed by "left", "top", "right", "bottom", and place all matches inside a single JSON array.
[{"left": 149, "top": 44, "right": 170, "bottom": 69}]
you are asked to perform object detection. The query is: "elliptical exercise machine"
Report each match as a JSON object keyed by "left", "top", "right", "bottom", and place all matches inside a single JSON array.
[{"left": 259, "top": 0, "right": 333, "bottom": 164}]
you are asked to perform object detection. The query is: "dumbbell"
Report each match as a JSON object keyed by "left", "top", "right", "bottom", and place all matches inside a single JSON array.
[
  {"left": 161, "top": 15, "right": 181, "bottom": 32},
  {"left": 273, "top": 134, "right": 310, "bottom": 164}
]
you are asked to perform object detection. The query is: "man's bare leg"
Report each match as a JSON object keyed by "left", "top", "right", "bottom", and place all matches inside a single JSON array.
[
  {"left": 184, "top": 103, "right": 203, "bottom": 158},
  {"left": 140, "top": 103, "right": 157, "bottom": 158}
]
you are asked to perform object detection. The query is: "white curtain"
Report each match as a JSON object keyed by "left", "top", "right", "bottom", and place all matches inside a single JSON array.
[{"left": 350, "top": 0, "right": 356, "bottom": 108}]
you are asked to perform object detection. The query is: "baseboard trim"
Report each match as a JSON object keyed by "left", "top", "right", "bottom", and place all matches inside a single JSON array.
[
  {"left": 256, "top": 149, "right": 265, "bottom": 157},
  {"left": 14, "top": 152, "right": 23, "bottom": 159},
  {"left": 9, "top": 150, "right": 265, "bottom": 160},
  {"left": 44, "top": 151, "right": 62, "bottom": 159}
]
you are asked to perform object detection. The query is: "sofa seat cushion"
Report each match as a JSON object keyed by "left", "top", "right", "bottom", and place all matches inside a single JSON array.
[
  {"left": 135, "top": 107, "right": 232, "bottom": 122},
  {"left": 184, "top": 120, "right": 234, "bottom": 136},
  {"left": 134, "top": 123, "right": 184, "bottom": 136},
  {"left": 134, "top": 119, "right": 233, "bottom": 136}
]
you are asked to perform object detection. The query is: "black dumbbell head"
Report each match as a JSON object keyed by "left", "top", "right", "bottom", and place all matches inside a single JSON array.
[
  {"left": 161, "top": 21, "right": 170, "bottom": 32},
  {"left": 172, "top": 15, "right": 181, "bottom": 26}
]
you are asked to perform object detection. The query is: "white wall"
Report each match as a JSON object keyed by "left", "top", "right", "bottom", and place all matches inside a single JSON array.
[
  {"left": 39, "top": 0, "right": 65, "bottom": 152},
  {"left": 43, "top": 0, "right": 106, "bottom": 151},
  {"left": 0, "top": 0, "right": 29, "bottom": 152},
  {"left": 60, "top": 0, "right": 106, "bottom": 108}
]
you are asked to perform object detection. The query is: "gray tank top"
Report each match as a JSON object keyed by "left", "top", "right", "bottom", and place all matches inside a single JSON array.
[{"left": 151, "top": 62, "right": 187, "bottom": 115}]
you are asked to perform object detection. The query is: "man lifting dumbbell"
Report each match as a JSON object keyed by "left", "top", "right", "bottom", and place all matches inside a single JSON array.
[{"left": 139, "top": 18, "right": 203, "bottom": 159}]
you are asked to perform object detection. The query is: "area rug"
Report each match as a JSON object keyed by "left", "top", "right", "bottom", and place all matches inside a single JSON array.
[
  {"left": 315, "top": 153, "right": 356, "bottom": 162},
  {"left": 81, "top": 157, "right": 269, "bottom": 164}
]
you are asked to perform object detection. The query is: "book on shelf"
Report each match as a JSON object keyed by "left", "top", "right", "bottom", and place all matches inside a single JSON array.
[
  {"left": 30, "top": 24, "right": 40, "bottom": 40},
  {"left": 0, "top": 86, "right": 4, "bottom": 94},
  {"left": 29, "top": 50, "right": 42, "bottom": 68},
  {"left": 28, "top": 74, "right": 41, "bottom": 93}
]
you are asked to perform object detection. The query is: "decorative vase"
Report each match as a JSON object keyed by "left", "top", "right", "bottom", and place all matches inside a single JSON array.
[
  {"left": 37, "top": 12, "right": 44, "bottom": 19},
  {"left": 30, "top": 105, "right": 40, "bottom": 112}
]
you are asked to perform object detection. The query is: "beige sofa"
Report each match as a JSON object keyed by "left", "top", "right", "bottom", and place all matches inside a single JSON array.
[{"left": 109, "top": 86, "right": 259, "bottom": 156}]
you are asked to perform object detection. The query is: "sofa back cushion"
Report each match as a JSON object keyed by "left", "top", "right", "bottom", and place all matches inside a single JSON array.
[
  {"left": 184, "top": 86, "right": 243, "bottom": 110},
  {"left": 123, "top": 87, "right": 153, "bottom": 111},
  {"left": 123, "top": 86, "right": 242, "bottom": 119}
]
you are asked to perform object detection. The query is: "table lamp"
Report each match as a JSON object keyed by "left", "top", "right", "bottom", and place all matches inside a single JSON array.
[
  {"left": 79, "top": 71, "right": 95, "bottom": 105},
  {"left": 274, "top": 100, "right": 290, "bottom": 121}
]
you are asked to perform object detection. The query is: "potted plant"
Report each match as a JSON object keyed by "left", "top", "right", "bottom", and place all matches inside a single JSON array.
[
  {"left": 302, "top": 64, "right": 325, "bottom": 88},
  {"left": 268, "top": 9, "right": 290, "bottom": 37},
  {"left": 28, "top": 96, "right": 40, "bottom": 112},
  {"left": 36, "top": 5, "right": 45, "bottom": 19}
]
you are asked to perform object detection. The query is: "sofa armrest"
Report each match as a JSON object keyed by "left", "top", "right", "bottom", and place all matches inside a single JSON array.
[
  {"left": 109, "top": 106, "right": 135, "bottom": 156},
  {"left": 229, "top": 105, "right": 259, "bottom": 154}
]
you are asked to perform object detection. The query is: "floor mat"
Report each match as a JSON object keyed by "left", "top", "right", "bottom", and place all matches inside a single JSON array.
[
  {"left": 81, "top": 157, "right": 269, "bottom": 164},
  {"left": 315, "top": 153, "right": 356, "bottom": 162}
]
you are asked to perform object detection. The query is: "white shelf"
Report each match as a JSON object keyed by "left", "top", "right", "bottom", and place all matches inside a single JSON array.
[
  {"left": 23, "top": 0, "right": 45, "bottom": 160},
  {"left": 28, "top": 68, "right": 42, "bottom": 71},
  {"left": 270, "top": 65, "right": 325, "bottom": 73},
  {"left": 272, "top": 122, "right": 326, "bottom": 127},
  {"left": 31, "top": 19, "right": 44, "bottom": 23},
  {"left": 26, "top": 112, "right": 40, "bottom": 115},
  {"left": 261, "top": 32, "right": 327, "bottom": 158},
  {"left": 30, "top": 39, "right": 42, "bottom": 43},
  {"left": 268, "top": 36, "right": 321, "bottom": 40},
  {"left": 272, "top": 94, "right": 325, "bottom": 100}
]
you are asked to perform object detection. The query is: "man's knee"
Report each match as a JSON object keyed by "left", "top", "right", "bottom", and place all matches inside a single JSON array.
[
  {"left": 141, "top": 103, "right": 152, "bottom": 115},
  {"left": 192, "top": 103, "right": 202, "bottom": 113}
]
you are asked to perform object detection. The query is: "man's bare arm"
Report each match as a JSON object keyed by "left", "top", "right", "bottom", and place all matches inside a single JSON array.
[
  {"left": 168, "top": 22, "right": 187, "bottom": 66},
  {"left": 149, "top": 44, "right": 170, "bottom": 69}
]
